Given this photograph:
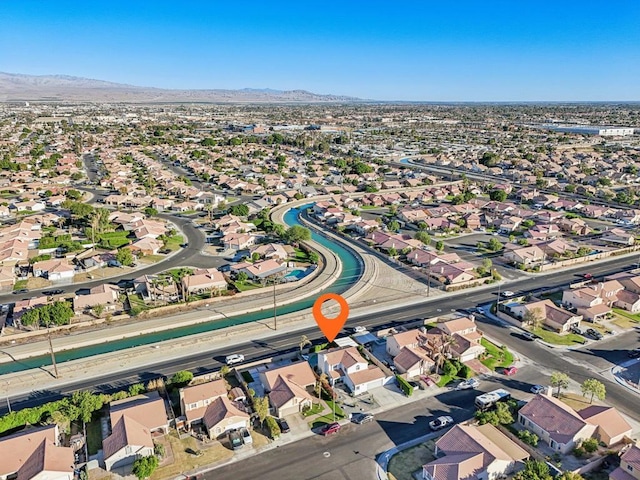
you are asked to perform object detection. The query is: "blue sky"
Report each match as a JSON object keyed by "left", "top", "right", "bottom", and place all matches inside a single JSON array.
[{"left": 1, "top": 1, "right": 639, "bottom": 101}]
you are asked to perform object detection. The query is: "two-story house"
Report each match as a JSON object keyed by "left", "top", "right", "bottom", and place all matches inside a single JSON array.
[
  {"left": 386, "top": 328, "right": 436, "bottom": 378},
  {"left": 610, "top": 444, "right": 640, "bottom": 480},
  {"left": 259, "top": 361, "right": 316, "bottom": 418},
  {"left": 562, "top": 286, "right": 611, "bottom": 322},
  {"left": 317, "top": 346, "right": 386, "bottom": 395}
]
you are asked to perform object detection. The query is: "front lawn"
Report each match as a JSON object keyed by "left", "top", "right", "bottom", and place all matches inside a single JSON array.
[
  {"left": 301, "top": 403, "right": 324, "bottom": 417},
  {"left": 234, "top": 281, "right": 261, "bottom": 292},
  {"left": 13, "top": 279, "right": 28, "bottom": 290},
  {"left": 163, "top": 234, "right": 184, "bottom": 252},
  {"left": 480, "top": 338, "right": 514, "bottom": 370},
  {"left": 387, "top": 440, "right": 437, "bottom": 480},
  {"left": 532, "top": 328, "right": 585, "bottom": 346},
  {"left": 85, "top": 419, "right": 103, "bottom": 455},
  {"left": 613, "top": 308, "right": 640, "bottom": 324}
]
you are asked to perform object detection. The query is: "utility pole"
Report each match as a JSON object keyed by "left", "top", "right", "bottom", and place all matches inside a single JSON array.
[
  {"left": 47, "top": 323, "right": 59, "bottom": 379},
  {"left": 426, "top": 260, "right": 431, "bottom": 297},
  {"left": 272, "top": 275, "right": 279, "bottom": 330},
  {"left": 5, "top": 382, "right": 10, "bottom": 413}
]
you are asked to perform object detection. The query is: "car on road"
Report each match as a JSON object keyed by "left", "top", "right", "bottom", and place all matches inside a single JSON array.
[
  {"left": 12, "top": 289, "right": 28, "bottom": 295},
  {"left": 429, "top": 416, "right": 454, "bottom": 431},
  {"left": 586, "top": 328, "right": 603, "bottom": 340},
  {"left": 277, "top": 418, "right": 290, "bottom": 433},
  {"left": 628, "top": 348, "right": 640, "bottom": 358},
  {"left": 520, "top": 331, "right": 536, "bottom": 341},
  {"left": 583, "top": 273, "right": 593, "bottom": 280},
  {"left": 43, "top": 289, "right": 64, "bottom": 296},
  {"left": 351, "top": 413, "right": 374, "bottom": 424},
  {"left": 352, "top": 325, "right": 366, "bottom": 333},
  {"left": 320, "top": 422, "right": 341, "bottom": 436},
  {"left": 225, "top": 354, "right": 245, "bottom": 365},
  {"left": 501, "top": 291, "right": 515, "bottom": 298},
  {"left": 503, "top": 366, "right": 518, "bottom": 376},
  {"left": 530, "top": 385, "right": 546, "bottom": 394},
  {"left": 456, "top": 378, "right": 480, "bottom": 390}
]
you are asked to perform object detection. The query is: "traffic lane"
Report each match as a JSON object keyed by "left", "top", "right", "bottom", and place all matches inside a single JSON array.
[{"left": 565, "top": 331, "right": 640, "bottom": 371}]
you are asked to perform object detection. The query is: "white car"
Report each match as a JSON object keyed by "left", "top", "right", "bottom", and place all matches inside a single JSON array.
[
  {"left": 352, "top": 326, "right": 366, "bottom": 333},
  {"left": 530, "top": 385, "right": 546, "bottom": 394},
  {"left": 225, "top": 354, "right": 245, "bottom": 365},
  {"left": 501, "top": 291, "right": 515, "bottom": 298},
  {"left": 456, "top": 378, "right": 480, "bottom": 390},
  {"left": 429, "top": 415, "right": 454, "bottom": 431}
]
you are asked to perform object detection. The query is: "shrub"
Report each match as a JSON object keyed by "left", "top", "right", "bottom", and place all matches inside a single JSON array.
[
  {"left": 573, "top": 446, "right": 586, "bottom": 458},
  {"left": 265, "top": 416, "right": 281, "bottom": 439},
  {"left": 582, "top": 438, "right": 599, "bottom": 453},
  {"left": 517, "top": 430, "right": 539, "bottom": 446},
  {"left": 395, "top": 375, "right": 414, "bottom": 397}
]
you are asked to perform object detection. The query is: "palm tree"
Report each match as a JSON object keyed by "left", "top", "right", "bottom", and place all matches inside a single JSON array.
[{"left": 299, "top": 335, "right": 312, "bottom": 355}]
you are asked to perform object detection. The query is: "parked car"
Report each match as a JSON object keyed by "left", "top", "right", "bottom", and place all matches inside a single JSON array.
[
  {"left": 520, "top": 331, "right": 536, "bottom": 341},
  {"left": 228, "top": 430, "right": 244, "bottom": 450},
  {"left": 586, "top": 328, "right": 603, "bottom": 340},
  {"left": 278, "top": 419, "right": 290, "bottom": 433},
  {"left": 457, "top": 378, "right": 479, "bottom": 390},
  {"left": 320, "top": 422, "right": 341, "bottom": 436},
  {"left": 530, "top": 385, "right": 546, "bottom": 394},
  {"left": 352, "top": 325, "right": 366, "bottom": 333},
  {"left": 501, "top": 290, "right": 515, "bottom": 298},
  {"left": 570, "top": 326, "right": 583, "bottom": 335},
  {"left": 429, "top": 416, "right": 454, "bottom": 431},
  {"left": 225, "top": 354, "right": 245, "bottom": 365},
  {"left": 503, "top": 366, "right": 518, "bottom": 376},
  {"left": 351, "top": 413, "right": 374, "bottom": 424},
  {"left": 628, "top": 348, "right": 640, "bottom": 358},
  {"left": 12, "top": 289, "right": 28, "bottom": 295},
  {"left": 240, "top": 427, "right": 253, "bottom": 444},
  {"left": 43, "top": 289, "right": 64, "bottom": 296}
]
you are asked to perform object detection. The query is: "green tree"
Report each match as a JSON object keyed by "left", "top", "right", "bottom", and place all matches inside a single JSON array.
[
  {"left": 415, "top": 231, "right": 431, "bottom": 245},
  {"left": 132, "top": 455, "right": 159, "bottom": 480},
  {"left": 581, "top": 378, "right": 606, "bottom": 404},
  {"left": 236, "top": 271, "right": 248, "bottom": 283},
  {"left": 442, "top": 360, "right": 458, "bottom": 377},
  {"left": 70, "top": 390, "right": 105, "bottom": 423},
  {"left": 387, "top": 220, "right": 400, "bottom": 232},
  {"left": 550, "top": 371, "right": 570, "bottom": 397},
  {"left": 92, "top": 304, "right": 104, "bottom": 317},
  {"left": 285, "top": 225, "right": 311, "bottom": 243},
  {"left": 388, "top": 246, "right": 398, "bottom": 257},
  {"left": 230, "top": 204, "right": 250, "bottom": 217},
  {"left": 435, "top": 240, "right": 444, "bottom": 251},
  {"left": 488, "top": 238, "right": 502, "bottom": 251},
  {"left": 514, "top": 460, "right": 552, "bottom": 480},
  {"left": 253, "top": 396, "right": 269, "bottom": 426},
  {"left": 308, "top": 251, "right": 319, "bottom": 264},
  {"left": 144, "top": 207, "right": 158, "bottom": 217},
  {"left": 489, "top": 189, "right": 507, "bottom": 202},
  {"left": 116, "top": 248, "right": 134, "bottom": 266},
  {"left": 170, "top": 370, "right": 193, "bottom": 387},
  {"left": 299, "top": 335, "right": 312, "bottom": 354},
  {"left": 558, "top": 473, "right": 585, "bottom": 480},
  {"left": 581, "top": 438, "right": 598, "bottom": 453},
  {"left": 265, "top": 416, "right": 281, "bottom": 439}
]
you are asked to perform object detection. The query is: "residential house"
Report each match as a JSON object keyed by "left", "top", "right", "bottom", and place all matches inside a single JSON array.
[
  {"left": 0, "top": 425, "right": 61, "bottom": 480},
  {"left": 179, "top": 379, "right": 228, "bottom": 429},
  {"left": 31, "top": 259, "right": 75, "bottom": 281},
  {"left": 233, "top": 259, "right": 286, "bottom": 281},
  {"left": 222, "top": 233, "right": 255, "bottom": 251},
  {"left": 182, "top": 268, "right": 227, "bottom": 296},
  {"left": 509, "top": 299, "right": 582, "bottom": 333},
  {"left": 249, "top": 243, "right": 290, "bottom": 260},
  {"left": 109, "top": 391, "right": 169, "bottom": 435},
  {"left": 432, "top": 263, "right": 475, "bottom": 285},
  {"left": 202, "top": 396, "right": 250, "bottom": 440},
  {"left": 15, "top": 439, "right": 74, "bottom": 480},
  {"left": 563, "top": 281, "right": 623, "bottom": 321},
  {"left": 609, "top": 444, "right": 640, "bottom": 480},
  {"left": 259, "top": 361, "right": 316, "bottom": 417},
  {"left": 0, "top": 265, "right": 15, "bottom": 290},
  {"left": 317, "top": 346, "right": 386, "bottom": 394},
  {"left": 103, "top": 415, "right": 154, "bottom": 472},
  {"left": 73, "top": 284, "right": 120, "bottom": 313},
  {"left": 13, "top": 296, "right": 48, "bottom": 325},
  {"left": 602, "top": 228, "right": 635, "bottom": 246},
  {"left": 422, "top": 423, "right": 529, "bottom": 480},
  {"left": 133, "top": 274, "right": 179, "bottom": 303},
  {"left": 127, "top": 237, "right": 162, "bottom": 256},
  {"left": 578, "top": 405, "right": 632, "bottom": 447},
  {"left": 503, "top": 245, "right": 545, "bottom": 267},
  {"left": 615, "top": 290, "right": 640, "bottom": 314},
  {"left": 431, "top": 317, "right": 486, "bottom": 362},
  {"left": 517, "top": 393, "right": 596, "bottom": 454}
]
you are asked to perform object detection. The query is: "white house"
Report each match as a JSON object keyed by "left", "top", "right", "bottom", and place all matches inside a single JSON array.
[{"left": 317, "top": 346, "right": 386, "bottom": 395}]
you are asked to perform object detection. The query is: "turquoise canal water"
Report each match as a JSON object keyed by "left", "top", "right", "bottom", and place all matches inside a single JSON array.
[{"left": 0, "top": 205, "right": 362, "bottom": 375}]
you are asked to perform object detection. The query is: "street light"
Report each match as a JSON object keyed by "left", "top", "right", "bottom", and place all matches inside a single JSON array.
[{"left": 271, "top": 273, "right": 284, "bottom": 330}]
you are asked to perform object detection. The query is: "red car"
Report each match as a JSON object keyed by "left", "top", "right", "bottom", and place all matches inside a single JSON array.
[
  {"left": 320, "top": 422, "right": 341, "bottom": 436},
  {"left": 503, "top": 366, "right": 518, "bottom": 376},
  {"left": 583, "top": 273, "right": 593, "bottom": 280}
]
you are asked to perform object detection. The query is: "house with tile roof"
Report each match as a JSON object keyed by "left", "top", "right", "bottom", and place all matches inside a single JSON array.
[
  {"left": 610, "top": 444, "right": 640, "bottom": 480},
  {"left": 182, "top": 268, "right": 227, "bottom": 296},
  {"left": 15, "top": 438, "right": 74, "bottom": 480},
  {"left": 578, "top": 405, "right": 632, "bottom": 447},
  {"left": 109, "top": 391, "right": 169, "bottom": 435},
  {"left": 508, "top": 299, "right": 582, "bottom": 333},
  {"left": 0, "top": 425, "right": 60, "bottom": 480},
  {"left": 518, "top": 393, "right": 597, "bottom": 453},
  {"left": 202, "top": 396, "right": 250, "bottom": 440},
  {"left": 179, "top": 379, "right": 228, "bottom": 429},
  {"left": 317, "top": 346, "right": 387, "bottom": 394},
  {"left": 103, "top": 415, "right": 154, "bottom": 472},
  {"left": 259, "top": 361, "right": 316, "bottom": 418},
  {"left": 422, "top": 423, "right": 529, "bottom": 480}
]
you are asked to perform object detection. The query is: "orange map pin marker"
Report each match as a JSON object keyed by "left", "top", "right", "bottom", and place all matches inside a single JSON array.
[{"left": 312, "top": 293, "right": 350, "bottom": 342}]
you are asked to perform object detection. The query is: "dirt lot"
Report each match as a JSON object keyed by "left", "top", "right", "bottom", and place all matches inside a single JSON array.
[{"left": 388, "top": 439, "right": 436, "bottom": 480}]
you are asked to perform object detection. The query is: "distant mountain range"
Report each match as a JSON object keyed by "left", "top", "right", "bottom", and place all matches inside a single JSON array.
[{"left": 0, "top": 72, "right": 364, "bottom": 103}]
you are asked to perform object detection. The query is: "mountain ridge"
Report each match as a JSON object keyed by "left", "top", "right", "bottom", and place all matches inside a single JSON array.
[{"left": 0, "top": 72, "right": 364, "bottom": 103}]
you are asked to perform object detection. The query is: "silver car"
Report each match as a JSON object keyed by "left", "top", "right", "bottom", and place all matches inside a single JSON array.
[{"left": 429, "top": 415, "right": 454, "bottom": 431}]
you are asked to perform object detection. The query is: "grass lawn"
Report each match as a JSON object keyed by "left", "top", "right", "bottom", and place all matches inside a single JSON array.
[
  {"left": 293, "top": 248, "right": 310, "bottom": 261},
  {"left": 436, "top": 374, "right": 454, "bottom": 387},
  {"left": 234, "top": 281, "right": 261, "bottom": 292},
  {"left": 387, "top": 440, "right": 437, "bottom": 480},
  {"left": 532, "top": 328, "right": 585, "bottom": 346},
  {"left": 480, "top": 338, "right": 514, "bottom": 370},
  {"left": 301, "top": 403, "right": 324, "bottom": 417},
  {"left": 540, "top": 291, "right": 563, "bottom": 302},
  {"left": 613, "top": 308, "right": 640, "bottom": 324},
  {"left": 139, "top": 254, "right": 164, "bottom": 264},
  {"left": 85, "top": 419, "right": 103, "bottom": 455},
  {"left": 360, "top": 205, "right": 382, "bottom": 210},
  {"left": 559, "top": 392, "right": 598, "bottom": 411},
  {"left": 163, "top": 234, "right": 184, "bottom": 252},
  {"left": 127, "top": 293, "right": 149, "bottom": 313},
  {"left": 150, "top": 432, "right": 233, "bottom": 480},
  {"left": 13, "top": 279, "right": 28, "bottom": 290}
]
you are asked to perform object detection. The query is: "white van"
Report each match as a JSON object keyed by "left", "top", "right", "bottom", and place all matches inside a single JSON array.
[{"left": 225, "top": 354, "right": 245, "bottom": 365}]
